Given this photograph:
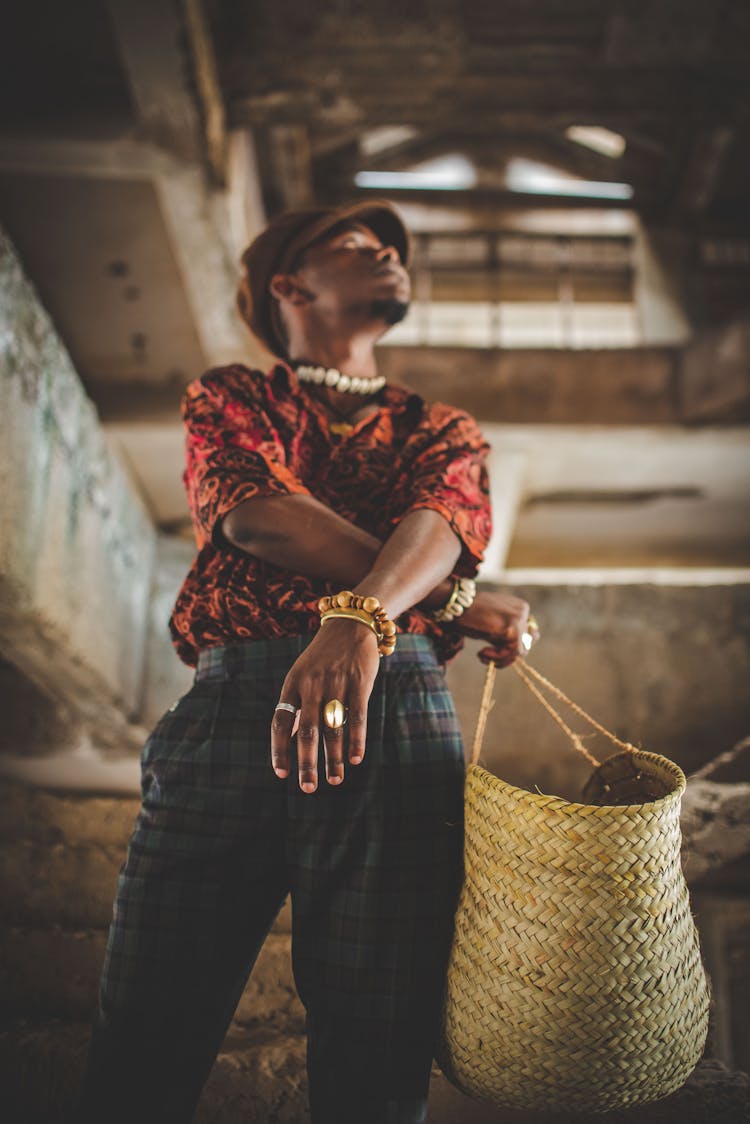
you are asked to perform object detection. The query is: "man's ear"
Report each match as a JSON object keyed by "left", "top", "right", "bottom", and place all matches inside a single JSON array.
[{"left": 269, "top": 272, "right": 312, "bottom": 306}]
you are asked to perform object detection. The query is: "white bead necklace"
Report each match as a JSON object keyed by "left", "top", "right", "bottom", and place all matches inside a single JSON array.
[{"left": 295, "top": 364, "right": 386, "bottom": 395}]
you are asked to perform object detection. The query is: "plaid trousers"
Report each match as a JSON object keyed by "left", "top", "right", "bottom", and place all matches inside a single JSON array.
[{"left": 75, "top": 634, "right": 466, "bottom": 1124}]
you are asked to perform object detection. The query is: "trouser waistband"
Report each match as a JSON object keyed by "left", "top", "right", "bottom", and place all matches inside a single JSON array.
[{"left": 195, "top": 632, "right": 441, "bottom": 681}]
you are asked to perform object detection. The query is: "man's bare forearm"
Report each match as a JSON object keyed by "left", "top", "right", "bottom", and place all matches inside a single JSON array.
[
  {"left": 351, "top": 506, "right": 461, "bottom": 620},
  {"left": 221, "top": 493, "right": 456, "bottom": 612}
]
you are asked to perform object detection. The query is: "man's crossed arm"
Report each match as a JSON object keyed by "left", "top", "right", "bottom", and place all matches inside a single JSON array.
[
  {"left": 222, "top": 491, "right": 530, "bottom": 794},
  {"left": 222, "top": 492, "right": 457, "bottom": 616}
]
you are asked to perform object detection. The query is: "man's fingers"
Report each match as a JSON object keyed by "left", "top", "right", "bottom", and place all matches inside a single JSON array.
[
  {"left": 321, "top": 679, "right": 348, "bottom": 785},
  {"left": 297, "top": 700, "right": 321, "bottom": 793},
  {"left": 505, "top": 624, "right": 520, "bottom": 651},
  {"left": 322, "top": 724, "right": 345, "bottom": 785},
  {"left": 270, "top": 699, "right": 298, "bottom": 778},
  {"left": 477, "top": 614, "right": 530, "bottom": 668},
  {"left": 347, "top": 696, "right": 368, "bottom": 766},
  {"left": 478, "top": 643, "right": 517, "bottom": 669},
  {"left": 272, "top": 649, "right": 377, "bottom": 791}
]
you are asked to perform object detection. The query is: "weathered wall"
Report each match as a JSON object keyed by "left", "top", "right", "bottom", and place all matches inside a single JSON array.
[
  {"left": 377, "top": 345, "right": 681, "bottom": 424},
  {"left": 141, "top": 535, "right": 194, "bottom": 725},
  {"left": 0, "top": 226, "right": 156, "bottom": 754}
]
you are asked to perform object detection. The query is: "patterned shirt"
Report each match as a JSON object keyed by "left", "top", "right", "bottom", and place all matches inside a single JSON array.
[{"left": 169, "top": 361, "right": 492, "bottom": 666}]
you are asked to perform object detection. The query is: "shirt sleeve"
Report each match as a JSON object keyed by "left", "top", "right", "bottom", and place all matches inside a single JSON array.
[
  {"left": 181, "top": 367, "right": 312, "bottom": 549},
  {"left": 386, "top": 405, "right": 493, "bottom": 577}
]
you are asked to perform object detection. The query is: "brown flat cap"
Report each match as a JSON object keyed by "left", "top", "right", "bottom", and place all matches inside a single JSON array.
[{"left": 236, "top": 199, "right": 411, "bottom": 357}]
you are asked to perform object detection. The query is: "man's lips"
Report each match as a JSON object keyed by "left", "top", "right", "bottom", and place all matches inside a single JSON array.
[
  {"left": 372, "top": 263, "right": 410, "bottom": 296},
  {"left": 373, "top": 261, "right": 406, "bottom": 278}
]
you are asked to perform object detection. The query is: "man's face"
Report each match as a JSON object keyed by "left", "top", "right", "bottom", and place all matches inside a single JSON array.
[{"left": 291, "top": 220, "right": 411, "bottom": 327}]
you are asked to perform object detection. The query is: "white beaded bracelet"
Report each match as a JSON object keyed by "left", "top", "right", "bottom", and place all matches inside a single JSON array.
[{"left": 432, "top": 577, "right": 477, "bottom": 622}]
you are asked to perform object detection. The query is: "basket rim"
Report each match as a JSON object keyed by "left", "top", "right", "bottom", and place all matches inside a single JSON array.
[{"left": 468, "top": 749, "right": 686, "bottom": 816}]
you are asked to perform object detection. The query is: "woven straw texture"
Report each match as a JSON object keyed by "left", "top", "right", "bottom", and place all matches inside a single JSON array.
[{"left": 436, "top": 660, "right": 710, "bottom": 1114}]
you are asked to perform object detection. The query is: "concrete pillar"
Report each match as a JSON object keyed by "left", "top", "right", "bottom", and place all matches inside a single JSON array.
[
  {"left": 0, "top": 225, "right": 155, "bottom": 768},
  {"left": 633, "top": 222, "right": 692, "bottom": 346},
  {"left": 479, "top": 448, "right": 529, "bottom": 579}
]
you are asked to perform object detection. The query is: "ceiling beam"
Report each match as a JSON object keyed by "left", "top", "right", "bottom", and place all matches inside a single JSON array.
[
  {"left": 181, "top": 0, "right": 229, "bottom": 186},
  {"left": 0, "top": 130, "right": 266, "bottom": 369},
  {"left": 232, "top": 99, "right": 707, "bottom": 138},
  {"left": 329, "top": 186, "right": 636, "bottom": 210},
  {"left": 680, "top": 321, "right": 750, "bottom": 423},
  {"left": 673, "top": 125, "right": 737, "bottom": 216},
  {"left": 0, "top": 134, "right": 192, "bottom": 179},
  {"left": 268, "top": 124, "right": 314, "bottom": 210},
  {"left": 105, "top": 0, "right": 202, "bottom": 162}
]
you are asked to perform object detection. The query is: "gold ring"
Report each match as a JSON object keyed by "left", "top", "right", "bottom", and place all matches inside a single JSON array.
[{"left": 323, "top": 698, "right": 348, "bottom": 730}]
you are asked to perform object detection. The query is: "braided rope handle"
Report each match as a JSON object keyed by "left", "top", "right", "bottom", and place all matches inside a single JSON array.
[{"left": 470, "top": 656, "right": 639, "bottom": 767}]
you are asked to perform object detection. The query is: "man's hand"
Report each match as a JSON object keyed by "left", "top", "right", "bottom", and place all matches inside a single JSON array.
[
  {"left": 455, "top": 589, "right": 534, "bottom": 669},
  {"left": 271, "top": 617, "right": 381, "bottom": 792}
]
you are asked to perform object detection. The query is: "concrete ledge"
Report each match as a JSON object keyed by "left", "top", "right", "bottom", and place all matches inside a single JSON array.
[
  {"left": 429, "top": 1057, "right": 750, "bottom": 1122},
  {"left": 0, "top": 927, "right": 106, "bottom": 1021},
  {"left": 495, "top": 567, "right": 750, "bottom": 585},
  {"left": 0, "top": 925, "right": 301, "bottom": 1028},
  {"left": 0, "top": 780, "right": 294, "bottom": 934},
  {"left": 0, "top": 1020, "right": 309, "bottom": 1124},
  {"left": 234, "top": 931, "right": 303, "bottom": 1029},
  {"left": 0, "top": 1019, "right": 748, "bottom": 1124},
  {"left": 0, "top": 839, "right": 126, "bottom": 928},
  {"left": 0, "top": 782, "right": 140, "bottom": 849}
]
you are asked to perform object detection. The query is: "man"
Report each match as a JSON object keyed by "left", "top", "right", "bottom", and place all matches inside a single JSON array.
[{"left": 76, "top": 200, "right": 535, "bottom": 1123}]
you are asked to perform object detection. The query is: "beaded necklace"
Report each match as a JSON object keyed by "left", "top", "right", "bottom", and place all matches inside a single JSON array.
[
  {"left": 295, "top": 363, "right": 385, "bottom": 395},
  {"left": 294, "top": 362, "right": 384, "bottom": 436}
]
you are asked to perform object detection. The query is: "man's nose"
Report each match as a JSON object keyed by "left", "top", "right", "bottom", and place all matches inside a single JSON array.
[{"left": 375, "top": 243, "right": 399, "bottom": 264}]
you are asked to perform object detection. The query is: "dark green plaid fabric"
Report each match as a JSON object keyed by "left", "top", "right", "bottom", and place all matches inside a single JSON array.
[{"left": 78, "top": 633, "right": 465, "bottom": 1124}]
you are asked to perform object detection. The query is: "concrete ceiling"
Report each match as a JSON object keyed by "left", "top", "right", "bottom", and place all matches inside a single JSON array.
[
  {"left": 0, "top": 173, "right": 206, "bottom": 386},
  {"left": 208, "top": 0, "right": 750, "bottom": 224}
]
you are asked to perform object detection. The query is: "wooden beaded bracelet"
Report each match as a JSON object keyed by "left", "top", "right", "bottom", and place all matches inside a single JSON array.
[{"left": 317, "top": 590, "right": 397, "bottom": 657}]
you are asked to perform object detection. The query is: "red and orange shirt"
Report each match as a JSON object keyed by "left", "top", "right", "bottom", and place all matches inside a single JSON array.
[{"left": 169, "top": 362, "right": 492, "bottom": 666}]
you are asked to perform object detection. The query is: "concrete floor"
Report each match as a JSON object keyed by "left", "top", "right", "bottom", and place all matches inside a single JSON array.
[
  {"left": 426, "top": 1060, "right": 750, "bottom": 1124},
  {"left": 429, "top": 1073, "right": 512, "bottom": 1122}
]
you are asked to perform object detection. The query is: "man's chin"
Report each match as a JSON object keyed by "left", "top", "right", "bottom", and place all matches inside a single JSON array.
[{"left": 371, "top": 297, "right": 410, "bottom": 326}]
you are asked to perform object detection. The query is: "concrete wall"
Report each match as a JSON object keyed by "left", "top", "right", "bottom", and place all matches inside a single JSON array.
[
  {"left": 0, "top": 226, "right": 156, "bottom": 759},
  {"left": 447, "top": 573, "right": 750, "bottom": 802},
  {"left": 633, "top": 225, "right": 692, "bottom": 347},
  {"left": 141, "top": 535, "right": 194, "bottom": 725},
  {"left": 142, "top": 557, "right": 750, "bottom": 809},
  {"left": 377, "top": 345, "right": 682, "bottom": 425}
]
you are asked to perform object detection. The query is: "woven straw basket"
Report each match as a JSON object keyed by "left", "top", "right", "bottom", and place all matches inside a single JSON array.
[{"left": 436, "top": 656, "right": 710, "bottom": 1114}]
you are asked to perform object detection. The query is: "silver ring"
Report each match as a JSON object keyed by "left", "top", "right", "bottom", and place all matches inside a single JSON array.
[{"left": 274, "top": 702, "right": 298, "bottom": 715}]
